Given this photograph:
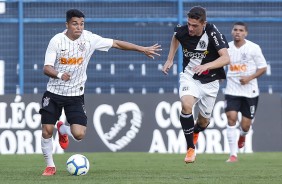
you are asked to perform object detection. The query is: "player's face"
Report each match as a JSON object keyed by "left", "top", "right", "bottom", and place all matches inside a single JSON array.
[
  {"left": 187, "top": 18, "right": 206, "bottom": 36},
  {"left": 65, "top": 17, "right": 85, "bottom": 40},
  {"left": 231, "top": 25, "right": 247, "bottom": 42}
]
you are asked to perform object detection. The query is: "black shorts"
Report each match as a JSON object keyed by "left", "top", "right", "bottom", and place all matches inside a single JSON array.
[
  {"left": 39, "top": 91, "right": 87, "bottom": 126},
  {"left": 224, "top": 94, "right": 259, "bottom": 119}
]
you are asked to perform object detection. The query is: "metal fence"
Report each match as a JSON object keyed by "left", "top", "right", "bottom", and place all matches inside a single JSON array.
[{"left": 0, "top": 0, "right": 282, "bottom": 94}]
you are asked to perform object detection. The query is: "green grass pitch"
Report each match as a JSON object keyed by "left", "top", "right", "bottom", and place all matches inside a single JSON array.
[{"left": 1, "top": 152, "right": 282, "bottom": 184}]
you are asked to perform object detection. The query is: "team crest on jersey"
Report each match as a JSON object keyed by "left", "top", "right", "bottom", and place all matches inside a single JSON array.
[
  {"left": 241, "top": 53, "right": 247, "bottom": 61},
  {"left": 199, "top": 40, "right": 206, "bottom": 49},
  {"left": 42, "top": 97, "right": 50, "bottom": 107},
  {"left": 78, "top": 43, "right": 86, "bottom": 52},
  {"left": 60, "top": 49, "right": 67, "bottom": 57},
  {"left": 196, "top": 33, "right": 208, "bottom": 50}
]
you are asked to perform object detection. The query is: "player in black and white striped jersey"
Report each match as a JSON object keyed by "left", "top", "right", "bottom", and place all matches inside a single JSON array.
[
  {"left": 225, "top": 22, "right": 267, "bottom": 163},
  {"left": 40, "top": 9, "right": 161, "bottom": 176},
  {"left": 162, "top": 6, "right": 230, "bottom": 164}
]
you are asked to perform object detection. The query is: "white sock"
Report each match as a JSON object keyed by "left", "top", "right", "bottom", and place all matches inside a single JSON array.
[
  {"left": 59, "top": 124, "right": 80, "bottom": 142},
  {"left": 41, "top": 137, "right": 55, "bottom": 167},
  {"left": 240, "top": 127, "right": 248, "bottom": 136},
  {"left": 59, "top": 124, "right": 72, "bottom": 136},
  {"left": 226, "top": 125, "right": 237, "bottom": 157}
]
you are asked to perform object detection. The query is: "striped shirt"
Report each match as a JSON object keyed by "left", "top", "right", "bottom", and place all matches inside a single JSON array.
[
  {"left": 225, "top": 39, "right": 267, "bottom": 98},
  {"left": 44, "top": 30, "right": 113, "bottom": 96}
]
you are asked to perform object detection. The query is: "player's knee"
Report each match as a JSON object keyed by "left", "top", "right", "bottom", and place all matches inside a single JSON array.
[
  {"left": 41, "top": 125, "right": 54, "bottom": 138},
  {"left": 181, "top": 106, "right": 193, "bottom": 114},
  {"left": 227, "top": 121, "right": 236, "bottom": 126},
  {"left": 73, "top": 133, "right": 85, "bottom": 141},
  {"left": 72, "top": 130, "right": 86, "bottom": 141},
  {"left": 42, "top": 129, "right": 53, "bottom": 139},
  {"left": 73, "top": 134, "right": 84, "bottom": 141},
  {"left": 226, "top": 113, "right": 237, "bottom": 125},
  {"left": 227, "top": 116, "right": 237, "bottom": 126}
]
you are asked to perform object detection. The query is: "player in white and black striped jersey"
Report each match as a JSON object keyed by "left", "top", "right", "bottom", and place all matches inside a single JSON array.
[
  {"left": 40, "top": 9, "right": 161, "bottom": 176},
  {"left": 162, "top": 6, "right": 230, "bottom": 164},
  {"left": 225, "top": 22, "right": 267, "bottom": 163}
]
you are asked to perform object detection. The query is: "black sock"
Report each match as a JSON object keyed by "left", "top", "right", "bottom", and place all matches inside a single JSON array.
[
  {"left": 180, "top": 113, "right": 195, "bottom": 149},
  {"left": 194, "top": 122, "right": 209, "bottom": 133}
]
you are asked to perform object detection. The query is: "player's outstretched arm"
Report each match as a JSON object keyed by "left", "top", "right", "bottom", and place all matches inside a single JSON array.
[{"left": 112, "top": 40, "right": 161, "bottom": 59}]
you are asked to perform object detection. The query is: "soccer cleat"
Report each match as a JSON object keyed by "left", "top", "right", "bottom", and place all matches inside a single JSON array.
[
  {"left": 193, "top": 132, "right": 199, "bottom": 145},
  {"left": 238, "top": 135, "right": 246, "bottom": 148},
  {"left": 184, "top": 148, "right": 196, "bottom": 163},
  {"left": 226, "top": 155, "right": 238, "bottom": 163},
  {"left": 42, "top": 166, "right": 56, "bottom": 176},
  {"left": 57, "top": 121, "right": 69, "bottom": 149}
]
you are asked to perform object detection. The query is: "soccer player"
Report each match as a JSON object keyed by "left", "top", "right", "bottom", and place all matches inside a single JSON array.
[
  {"left": 162, "top": 6, "right": 230, "bottom": 163},
  {"left": 40, "top": 9, "right": 161, "bottom": 176},
  {"left": 225, "top": 22, "right": 267, "bottom": 162}
]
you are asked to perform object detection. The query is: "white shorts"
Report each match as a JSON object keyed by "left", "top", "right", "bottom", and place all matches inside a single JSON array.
[{"left": 178, "top": 72, "right": 219, "bottom": 118}]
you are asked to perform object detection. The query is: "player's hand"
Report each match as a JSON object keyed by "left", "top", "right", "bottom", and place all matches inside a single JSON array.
[
  {"left": 162, "top": 60, "right": 173, "bottom": 75},
  {"left": 143, "top": 43, "right": 162, "bottom": 59},
  {"left": 239, "top": 76, "right": 251, "bottom": 85},
  {"left": 193, "top": 64, "right": 209, "bottom": 75},
  {"left": 61, "top": 73, "right": 71, "bottom": 81}
]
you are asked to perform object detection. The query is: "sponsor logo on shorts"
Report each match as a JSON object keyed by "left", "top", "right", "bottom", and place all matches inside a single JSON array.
[
  {"left": 250, "top": 105, "right": 255, "bottom": 117},
  {"left": 42, "top": 97, "right": 50, "bottom": 107}
]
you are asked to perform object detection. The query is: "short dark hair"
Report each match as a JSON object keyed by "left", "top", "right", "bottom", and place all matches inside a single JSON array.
[
  {"left": 66, "top": 9, "right": 85, "bottom": 22},
  {"left": 187, "top": 6, "right": 206, "bottom": 23},
  {"left": 233, "top": 21, "right": 248, "bottom": 31}
]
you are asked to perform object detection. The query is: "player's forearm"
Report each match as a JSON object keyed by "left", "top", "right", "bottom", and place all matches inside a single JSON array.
[
  {"left": 204, "top": 48, "right": 230, "bottom": 69},
  {"left": 250, "top": 67, "right": 267, "bottom": 80},
  {"left": 43, "top": 65, "right": 60, "bottom": 79},
  {"left": 112, "top": 40, "right": 144, "bottom": 52},
  {"left": 167, "top": 36, "right": 179, "bottom": 61},
  {"left": 205, "top": 55, "right": 230, "bottom": 70}
]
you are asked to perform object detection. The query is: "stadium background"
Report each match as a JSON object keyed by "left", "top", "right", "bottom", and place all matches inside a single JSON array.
[{"left": 0, "top": 0, "right": 281, "bottom": 154}]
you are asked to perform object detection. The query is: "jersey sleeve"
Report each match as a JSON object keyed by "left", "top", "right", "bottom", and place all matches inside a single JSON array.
[
  {"left": 252, "top": 45, "right": 267, "bottom": 69},
  {"left": 208, "top": 24, "right": 229, "bottom": 51},
  {"left": 44, "top": 36, "right": 58, "bottom": 66},
  {"left": 91, "top": 34, "right": 113, "bottom": 52},
  {"left": 173, "top": 24, "right": 183, "bottom": 41}
]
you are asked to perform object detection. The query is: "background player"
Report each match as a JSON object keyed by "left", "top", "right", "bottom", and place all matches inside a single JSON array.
[
  {"left": 225, "top": 22, "right": 267, "bottom": 162},
  {"left": 40, "top": 9, "right": 161, "bottom": 176},
  {"left": 162, "top": 6, "right": 230, "bottom": 163}
]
